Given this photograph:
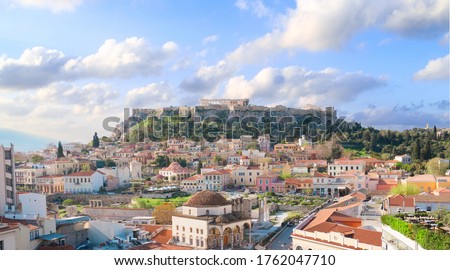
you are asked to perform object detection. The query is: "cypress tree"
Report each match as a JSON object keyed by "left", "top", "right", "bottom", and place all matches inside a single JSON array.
[
  {"left": 422, "top": 140, "right": 432, "bottom": 161},
  {"left": 412, "top": 139, "right": 421, "bottom": 161},
  {"left": 57, "top": 141, "right": 65, "bottom": 158},
  {"left": 93, "top": 132, "right": 100, "bottom": 148}
]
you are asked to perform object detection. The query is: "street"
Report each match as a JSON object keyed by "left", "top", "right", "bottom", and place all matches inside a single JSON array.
[{"left": 266, "top": 225, "right": 294, "bottom": 250}]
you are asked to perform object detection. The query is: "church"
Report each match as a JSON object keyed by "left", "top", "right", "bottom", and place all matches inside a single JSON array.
[{"left": 171, "top": 190, "right": 252, "bottom": 249}]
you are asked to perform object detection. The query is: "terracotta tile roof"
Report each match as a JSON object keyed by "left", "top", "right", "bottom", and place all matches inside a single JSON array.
[
  {"left": 388, "top": 195, "right": 415, "bottom": 207},
  {"left": 0, "top": 223, "right": 19, "bottom": 233},
  {"left": 313, "top": 172, "right": 330, "bottom": 178},
  {"left": 183, "top": 175, "right": 203, "bottom": 181},
  {"left": 333, "top": 158, "right": 365, "bottom": 165},
  {"left": 129, "top": 243, "right": 193, "bottom": 250},
  {"left": 37, "top": 174, "right": 64, "bottom": 179},
  {"left": 378, "top": 179, "right": 398, "bottom": 185},
  {"left": 66, "top": 170, "right": 100, "bottom": 177},
  {"left": 138, "top": 225, "right": 163, "bottom": 234},
  {"left": 285, "top": 178, "right": 313, "bottom": 185},
  {"left": 151, "top": 229, "right": 172, "bottom": 244},
  {"left": 292, "top": 233, "right": 364, "bottom": 250},
  {"left": 414, "top": 195, "right": 450, "bottom": 203},
  {"left": 38, "top": 245, "right": 75, "bottom": 250},
  {"left": 405, "top": 174, "right": 436, "bottom": 183},
  {"left": 305, "top": 222, "right": 381, "bottom": 246},
  {"left": 349, "top": 191, "right": 367, "bottom": 201},
  {"left": 303, "top": 208, "right": 337, "bottom": 231},
  {"left": 203, "top": 170, "right": 231, "bottom": 176}
]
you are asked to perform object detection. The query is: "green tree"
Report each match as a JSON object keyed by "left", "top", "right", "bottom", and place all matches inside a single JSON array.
[
  {"left": 92, "top": 132, "right": 100, "bottom": 148},
  {"left": 427, "top": 157, "right": 449, "bottom": 175},
  {"left": 152, "top": 202, "right": 176, "bottom": 224},
  {"left": 57, "top": 141, "right": 65, "bottom": 158},
  {"left": 197, "top": 160, "right": 203, "bottom": 174},
  {"left": 433, "top": 125, "right": 437, "bottom": 140},
  {"left": 331, "top": 144, "right": 342, "bottom": 160},
  {"left": 422, "top": 140, "right": 432, "bottom": 161},
  {"left": 412, "top": 139, "right": 421, "bottom": 161},
  {"left": 105, "top": 158, "right": 117, "bottom": 167},
  {"left": 389, "top": 184, "right": 420, "bottom": 196},
  {"left": 31, "top": 155, "right": 44, "bottom": 163}
]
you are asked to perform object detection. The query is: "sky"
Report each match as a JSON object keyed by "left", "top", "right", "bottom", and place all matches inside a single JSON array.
[{"left": 0, "top": 0, "right": 449, "bottom": 150}]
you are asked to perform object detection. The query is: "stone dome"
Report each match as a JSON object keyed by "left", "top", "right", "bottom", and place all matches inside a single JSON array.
[{"left": 184, "top": 190, "right": 229, "bottom": 207}]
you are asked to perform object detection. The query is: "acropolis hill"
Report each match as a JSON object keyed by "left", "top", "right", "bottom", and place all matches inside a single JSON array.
[{"left": 113, "top": 99, "right": 337, "bottom": 141}]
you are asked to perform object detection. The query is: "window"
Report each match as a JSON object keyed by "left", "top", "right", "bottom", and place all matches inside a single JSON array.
[
  {"left": 201, "top": 229, "right": 203, "bottom": 234},
  {"left": 176, "top": 226, "right": 179, "bottom": 230},
  {"left": 0, "top": 240, "right": 4, "bottom": 250},
  {"left": 190, "top": 227, "right": 193, "bottom": 233},
  {"left": 427, "top": 206, "right": 432, "bottom": 211},
  {"left": 196, "top": 228, "right": 199, "bottom": 234},
  {"left": 206, "top": 210, "right": 210, "bottom": 215},
  {"left": 182, "top": 227, "right": 185, "bottom": 232},
  {"left": 30, "top": 230, "right": 40, "bottom": 240}
]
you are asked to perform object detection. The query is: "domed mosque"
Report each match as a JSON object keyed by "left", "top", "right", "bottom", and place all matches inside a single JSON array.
[{"left": 171, "top": 190, "right": 252, "bottom": 249}]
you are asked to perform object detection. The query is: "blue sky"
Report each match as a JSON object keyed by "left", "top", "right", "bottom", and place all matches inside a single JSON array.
[{"left": 0, "top": 0, "right": 448, "bottom": 150}]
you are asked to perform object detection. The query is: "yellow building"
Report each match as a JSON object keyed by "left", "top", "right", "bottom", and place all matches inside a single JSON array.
[{"left": 402, "top": 174, "right": 436, "bottom": 193}]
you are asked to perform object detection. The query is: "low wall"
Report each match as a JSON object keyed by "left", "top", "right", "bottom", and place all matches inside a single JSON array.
[
  {"left": 83, "top": 207, "right": 153, "bottom": 221},
  {"left": 47, "top": 194, "right": 137, "bottom": 206}
]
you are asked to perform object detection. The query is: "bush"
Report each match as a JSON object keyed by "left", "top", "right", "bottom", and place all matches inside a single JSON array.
[
  {"left": 382, "top": 215, "right": 450, "bottom": 250},
  {"left": 62, "top": 199, "right": 75, "bottom": 207}
]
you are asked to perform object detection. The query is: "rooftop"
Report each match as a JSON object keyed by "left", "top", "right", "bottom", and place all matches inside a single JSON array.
[{"left": 184, "top": 190, "right": 230, "bottom": 207}]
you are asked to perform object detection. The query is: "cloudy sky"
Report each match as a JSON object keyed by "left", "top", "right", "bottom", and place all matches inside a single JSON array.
[{"left": 0, "top": 0, "right": 448, "bottom": 148}]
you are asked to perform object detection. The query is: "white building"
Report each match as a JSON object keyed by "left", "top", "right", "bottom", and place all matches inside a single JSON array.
[
  {"left": 130, "top": 160, "right": 142, "bottom": 179},
  {"left": 291, "top": 209, "right": 381, "bottom": 250},
  {"left": 172, "top": 190, "right": 252, "bottom": 249},
  {"left": 15, "top": 167, "right": 46, "bottom": 190},
  {"left": 0, "top": 223, "right": 18, "bottom": 250},
  {"left": 19, "top": 193, "right": 47, "bottom": 218},
  {"left": 203, "top": 170, "right": 232, "bottom": 191},
  {"left": 97, "top": 166, "right": 130, "bottom": 187},
  {"left": 181, "top": 175, "right": 204, "bottom": 193},
  {"left": 394, "top": 154, "right": 411, "bottom": 164},
  {"left": 328, "top": 159, "right": 365, "bottom": 176},
  {"left": 0, "top": 144, "right": 16, "bottom": 216},
  {"left": 159, "top": 162, "right": 194, "bottom": 181},
  {"left": 64, "top": 171, "right": 106, "bottom": 194}
]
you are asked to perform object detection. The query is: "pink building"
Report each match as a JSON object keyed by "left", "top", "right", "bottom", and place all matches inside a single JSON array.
[{"left": 256, "top": 173, "right": 285, "bottom": 193}]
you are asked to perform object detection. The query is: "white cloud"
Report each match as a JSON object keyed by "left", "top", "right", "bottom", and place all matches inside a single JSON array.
[
  {"left": 351, "top": 106, "right": 450, "bottom": 130},
  {"left": 413, "top": 54, "right": 449, "bottom": 81},
  {"left": 184, "top": 0, "right": 448, "bottom": 93},
  {"left": 0, "top": 47, "right": 68, "bottom": 89},
  {"left": 179, "top": 60, "right": 235, "bottom": 93},
  {"left": 64, "top": 37, "right": 177, "bottom": 79},
  {"left": 235, "top": 0, "right": 248, "bottom": 10},
  {"left": 223, "top": 66, "right": 387, "bottom": 107},
  {"left": 0, "top": 82, "right": 122, "bottom": 141},
  {"left": 383, "top": 0, "right": 449, "bottom": 39},
  {"left": 235, "top": 0, "right": 272, "bottom": 18},
  {"left": 202, "top": 35, "right": 219, "bottom": 45},
  {"left": 0, "top": 37, "right": 177, "bottom": 89},
  {"left": 9, "top": 0, "right": 83, "bottom": 13},
  {"left": 125, "top": 82, "right": 174, "bottom": 108}
]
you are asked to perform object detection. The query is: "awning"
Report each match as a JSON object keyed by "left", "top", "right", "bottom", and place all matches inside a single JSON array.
[{"left": 39, "top": 233, "right": 66, "bottom": 241}]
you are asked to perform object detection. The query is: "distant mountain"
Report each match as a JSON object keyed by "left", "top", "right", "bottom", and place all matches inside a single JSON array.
[{"left": 0, "top": 128, "right": 55, "bottom": 152}]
